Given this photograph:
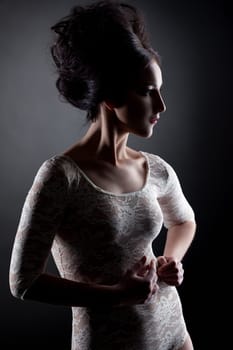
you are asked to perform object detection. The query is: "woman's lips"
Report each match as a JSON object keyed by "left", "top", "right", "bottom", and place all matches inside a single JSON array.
[{"left": 149, "top": 116, "right": 159, "bottom": 124}]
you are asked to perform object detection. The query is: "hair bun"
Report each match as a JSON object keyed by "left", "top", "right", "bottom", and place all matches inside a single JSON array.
[
  {"left": 50, "top": 1, "right": 159, "bottom": 121},
  {"left": 56, "top": 74, "right": 100, "bottom": 111}
]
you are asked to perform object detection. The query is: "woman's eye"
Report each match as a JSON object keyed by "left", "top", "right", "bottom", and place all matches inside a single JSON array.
[{"left": 137, "top": 87, "right": 153, "bottom": 96}]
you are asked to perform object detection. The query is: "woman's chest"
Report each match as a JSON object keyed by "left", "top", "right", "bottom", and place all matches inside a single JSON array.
[
  {"left": 60, "top": 183, "right": 163, "bottom": 243},
  {"left": 70, "top": 155, "right": 147, "bottom": 195}
]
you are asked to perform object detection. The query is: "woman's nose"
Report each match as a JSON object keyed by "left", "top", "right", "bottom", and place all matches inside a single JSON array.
[
  {"left": 153, "top": 91, "right": 166, "bottom": 114},
  {"left": 159, "top": 95, "right": 166, "bottom": 113}
]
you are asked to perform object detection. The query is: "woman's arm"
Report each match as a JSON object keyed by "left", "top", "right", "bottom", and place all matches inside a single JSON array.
[
  {"left": 156, "top": 158, "right": 196, "bottom": 285},
  {"left": 22, "top": 256, "right": 158, "bottom": 307},
  {"left": 22, "top": 273, "right": 121, "bottom": 307},
  {"left": 157, "top": 220, "right": 196, "bottom": 286},
  {"left": 9, "top": 158, "right": 158, "bottom": 307},
  {"left": 163, "top": 220, "right": 196, "bottom": 261}
]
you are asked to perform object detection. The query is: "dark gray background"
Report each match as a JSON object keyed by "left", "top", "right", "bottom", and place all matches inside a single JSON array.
[{"left": 0, "top": 0, "right": 231, "bottom": 348}]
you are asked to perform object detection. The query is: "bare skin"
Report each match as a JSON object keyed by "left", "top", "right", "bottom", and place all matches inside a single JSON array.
[
  {"left": 62, "top": 60, "right": 165, "bottom": 195},
  {"left": 180, "top": 334, "right": 194, "bottom": 350},
  {"left": 22, "top": 60, "right": 196, "bottom": 348}
]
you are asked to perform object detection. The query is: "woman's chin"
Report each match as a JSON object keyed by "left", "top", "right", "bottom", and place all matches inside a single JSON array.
[{"left": 133, "top": 126, "right": 154, "bottom": 139}]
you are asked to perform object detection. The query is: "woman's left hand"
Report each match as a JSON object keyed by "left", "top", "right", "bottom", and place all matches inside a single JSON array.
[{"left": 156, "top": 256, "right": 184, "bottom": 286}]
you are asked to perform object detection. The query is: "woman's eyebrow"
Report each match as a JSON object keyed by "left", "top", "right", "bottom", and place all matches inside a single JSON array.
[{"left": 142, "top": 82, "right": 163, "bottom": 89}]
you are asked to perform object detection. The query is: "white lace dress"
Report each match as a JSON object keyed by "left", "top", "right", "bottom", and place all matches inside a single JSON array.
[{"left": 9, "top": 151, "right": 195, "bottom": 350}]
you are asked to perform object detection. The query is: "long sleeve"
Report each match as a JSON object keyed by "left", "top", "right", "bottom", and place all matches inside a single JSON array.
[
  {"left": 9, "top": 157, "right": 69, "bottom": 299},
  {"left": 157, "top": 158, "right": 195, "bottom": 229}
]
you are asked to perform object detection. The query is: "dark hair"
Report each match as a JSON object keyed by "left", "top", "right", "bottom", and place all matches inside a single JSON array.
[{"left": 50, "top": 0, "right": 160, "bottom": 122}]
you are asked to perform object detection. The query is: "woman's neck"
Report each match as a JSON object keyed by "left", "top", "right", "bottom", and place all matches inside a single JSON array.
[{"left": 76, "top": 107, "right": 131, "bottom": 166}]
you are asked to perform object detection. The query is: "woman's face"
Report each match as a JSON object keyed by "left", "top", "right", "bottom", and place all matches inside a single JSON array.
[{"left": 114, "top": 59, "right": 166, "bottom": 138}]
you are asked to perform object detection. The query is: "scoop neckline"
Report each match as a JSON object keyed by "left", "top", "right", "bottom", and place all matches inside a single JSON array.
[{"left": 59, "top": 150, "right": 150, "bottom": 197}]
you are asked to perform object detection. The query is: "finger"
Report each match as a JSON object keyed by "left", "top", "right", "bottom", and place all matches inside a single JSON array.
[
  {"left": 161, "top": 277, "right": 183, "bottom": 286},
  {"left": 157, "top": 256, "right": 167, "bottom": 267},
  {"left": 149, "top": 259, "right": 156, "bottom": 271},
  {"left": 146, "top": 260, "right": 157, "bottom": 279},
  {"left": 152, "top": 282, "right": 159, "bottom": 293},
  {"left": 158, "top": 267, "right": 181, "bottom": 277},
  {"left": 147, "top": 283, "right": 159, "bottom": 303},
  {"left": 140, "top": 256, "right": 147, "bottom": 264},
  {"left": 158, "top": 264, "right": 184, "bottom": 276},
  {"left": 158, "top": 260, "right": 181, "bottom": 273},
  {"left": 152, "top": 287, "right": 157, "bottom": 295},
  {"left": 158, "top": 268, "right": 184, "bottom": 282},
  {"left": 150, "top": 259, "right": 156, "bottom": 268},
  {"left": 158, "top": 271, "right": 184, "bottom": 279},
  {"left": 137, "top": 264, "right": 150, "bottom": 277},
  {"left": 132, "top": 256, "right": 147, "bottom": 273}
]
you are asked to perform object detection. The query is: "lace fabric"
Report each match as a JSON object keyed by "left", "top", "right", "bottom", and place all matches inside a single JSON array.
[{"left": 9, "top": 151, "right": 195, "bottom": 349}]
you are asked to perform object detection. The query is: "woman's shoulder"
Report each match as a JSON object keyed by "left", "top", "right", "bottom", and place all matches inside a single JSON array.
[
  {"left": 35, "top": 153, "right": 80, "bottom": 186},
  {"left": 141, "top": 151, "right": 172, "bottom": 178},
  {"left": 142, "top": 151, "right": 181, "bottom": 195}
]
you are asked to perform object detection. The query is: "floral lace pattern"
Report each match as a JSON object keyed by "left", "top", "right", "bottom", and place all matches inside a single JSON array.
[{"left": 9, "top": 151, "right": 195, "bottom": 350}]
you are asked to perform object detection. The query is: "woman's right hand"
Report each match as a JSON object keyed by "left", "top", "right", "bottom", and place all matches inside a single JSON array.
[{"left": 116, "top": 256, "right": 158, "bottom": 306}]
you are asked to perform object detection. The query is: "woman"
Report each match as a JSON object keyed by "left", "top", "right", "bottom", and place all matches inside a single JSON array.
[{"left": 9, "top": 1, "right": 196, "bottom": 349}]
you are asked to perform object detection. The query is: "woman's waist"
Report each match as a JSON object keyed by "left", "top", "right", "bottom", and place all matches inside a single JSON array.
[{"left": 53, "top": 243, "right": 156, "bottom": 282}]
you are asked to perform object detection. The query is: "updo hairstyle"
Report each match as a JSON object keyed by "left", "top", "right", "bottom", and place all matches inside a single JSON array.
[{"left": 50, "top": 0, "right": 160, "bottom": 121}]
